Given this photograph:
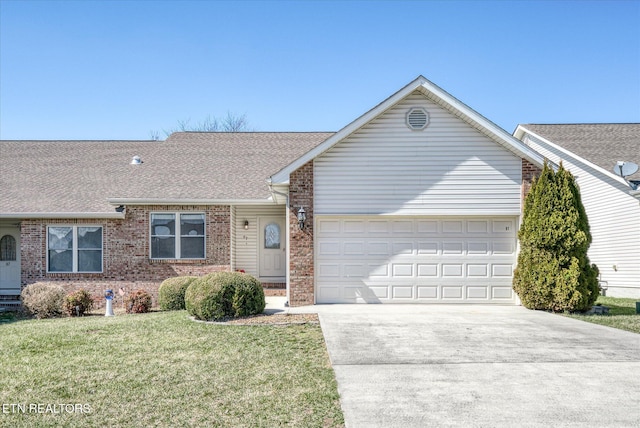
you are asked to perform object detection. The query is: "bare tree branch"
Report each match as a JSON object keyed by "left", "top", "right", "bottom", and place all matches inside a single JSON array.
[{"left": 158, "top": 112, "right": 253, "bottom": 137}]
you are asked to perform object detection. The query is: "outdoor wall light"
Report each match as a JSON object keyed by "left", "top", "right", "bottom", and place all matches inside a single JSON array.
[
  {"left": 115, "top": 205, "right": 125, "bottom": 213},
  {"left": 297, "top": 207, "right": 306, "bottom": 230},
  {"left": 244, "top": 220, "right": 249, "bottom": 230}
]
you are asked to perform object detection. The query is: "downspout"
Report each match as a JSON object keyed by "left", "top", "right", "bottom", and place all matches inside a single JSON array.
[{"left": 268, "top": 179, "right": 291, "bottom": 307}]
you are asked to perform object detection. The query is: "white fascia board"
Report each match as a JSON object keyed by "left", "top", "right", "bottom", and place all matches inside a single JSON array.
[
  {"left": 270, "top": 76, "right": 430, "bottom": 184},
  {"left": 416, "top": 83, "right": 545, "bottom": 168},
  {"left": 0, "top": 212, "right": 126, "bottom": 219},
  {"left": 514, "top": 125, "right": 632, "bottom": 188},
  {"left": 106, "top": 198, "right": 281, "bottom": 206}
]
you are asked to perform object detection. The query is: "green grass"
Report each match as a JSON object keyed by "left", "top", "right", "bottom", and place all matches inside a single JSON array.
[
  {"left": 564, "top": 296, "right": 640, "bottom": 334},
  {"left": 0, "top": 311, "right": 344, "bottom": 427}
]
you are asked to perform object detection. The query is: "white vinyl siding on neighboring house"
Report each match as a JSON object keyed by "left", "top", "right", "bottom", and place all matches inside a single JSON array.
[
  {"left": 522, "top": 133, "right": 640, "bottom": 297},
  {"left": 314, "top": 91, "right": 522, "bottom": 216},
  {"left": 233, "top": 205, "right": 286, "bottom": 279}
]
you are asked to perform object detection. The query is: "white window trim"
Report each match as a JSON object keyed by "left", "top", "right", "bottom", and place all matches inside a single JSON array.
[
  {"left": 46, "top": 225, "right": 104, "bottom": 273},
  {"left": 150, "top": 212, "right": 207, "bottom": 260}
]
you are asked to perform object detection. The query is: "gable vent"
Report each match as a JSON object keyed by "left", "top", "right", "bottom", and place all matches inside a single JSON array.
[{"left": 406, "top": 107, "right": 429, "bottom": 130}]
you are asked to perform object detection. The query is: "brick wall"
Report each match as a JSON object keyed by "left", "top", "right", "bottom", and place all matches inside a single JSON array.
[
  {"left": 288, "top": 160, "right": 315, "bottom": 306},
  {"left": 20, "top": 205, "right": 231, "bottom": 306},
  {"left": 522, "top": 158, "right": 542, "bottom": 206}
]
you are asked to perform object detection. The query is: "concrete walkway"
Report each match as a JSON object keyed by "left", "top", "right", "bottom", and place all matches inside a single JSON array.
[{"left": 275, "top": 299, "right": 640, "bottom": 427}]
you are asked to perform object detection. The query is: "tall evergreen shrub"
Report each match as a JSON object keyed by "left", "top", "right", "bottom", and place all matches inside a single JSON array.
[{"left": 513, "top": 162, "right": 599, "bottom": 312}]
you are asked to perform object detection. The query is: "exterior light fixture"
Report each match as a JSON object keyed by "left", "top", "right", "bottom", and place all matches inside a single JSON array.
[
  {"left": 115, "top": 205, "right": 125, "bottom": 213},
  {"left": 297, "top": 207, "right": 306, "bottom": 230},
  {"left": 244, "top": 220, "right": 249, "bottom": 230}
]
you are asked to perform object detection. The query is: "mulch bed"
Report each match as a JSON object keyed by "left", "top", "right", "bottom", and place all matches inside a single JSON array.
[{"left": 191, "top": 312, "right": 319, "bottom": 326}]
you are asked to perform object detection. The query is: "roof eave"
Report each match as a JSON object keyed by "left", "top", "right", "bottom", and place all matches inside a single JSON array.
[
  {"left": 514, "top": 125, "right": 633, "bottom": 188},
  {"left": 0, "top": 212, "right": 126, "bottom": 219},
  {"left": 106, "top": 198, "right": 281, "bottom": 206}
]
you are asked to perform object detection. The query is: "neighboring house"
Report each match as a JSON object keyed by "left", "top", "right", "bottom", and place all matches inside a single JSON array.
[
  {"left": 1, "top": 75, "right": 549, "bottom": 306},
  {"left": 514, "top": 124, "right": 640, "bottom": 298}
]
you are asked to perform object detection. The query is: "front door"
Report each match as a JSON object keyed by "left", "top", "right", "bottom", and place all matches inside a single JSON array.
[
  {"left": 0, "top": 227, "right": 21, "bottom": 295},
  {"left": 259, "top": 217, "right": 286, "bottom": 277}
]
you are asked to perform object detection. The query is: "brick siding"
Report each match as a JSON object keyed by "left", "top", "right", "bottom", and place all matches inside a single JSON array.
[
  {"left": 522, "top": 158, "right": 542, "bottom": 206},
  {"left": 20, "top": 205, "right": 231, "bottom": 306},
  {"left": 288, "top": 160, "right": 315, "bottom": 306}
]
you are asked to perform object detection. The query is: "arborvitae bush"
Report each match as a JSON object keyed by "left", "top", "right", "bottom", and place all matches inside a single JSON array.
[
  {"left": 64, "top": 289, "right": 95, "bottom": 316},
  {"left": 513, "top": 162, "right": 599, "bottom": 312},
  {"left": 125, "top": 289, "right": 153, "bottom": 314},
  {"left": 185, "top": 271, "right": 265, "bottom": 321},
  {"left": 158, "top": 276, "right": 197, "bottom": 311},
  {"left": 21, "top": 283, "right": 66, "bottom": 319}
]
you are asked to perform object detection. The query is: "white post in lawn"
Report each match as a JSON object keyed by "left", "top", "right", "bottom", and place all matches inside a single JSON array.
[{"left": 105, "top": 289, "right": 115, "bottom": 316}]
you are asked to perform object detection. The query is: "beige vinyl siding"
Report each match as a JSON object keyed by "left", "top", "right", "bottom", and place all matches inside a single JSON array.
[
  {"left": 523, "top": 134, "right": 640, "bottom": 298},
  {"left": 314, "top": 91, "right": 522, "bottom": 216},
  {"left": 233, "top": 205, "right": 286, "bottom": 279}
]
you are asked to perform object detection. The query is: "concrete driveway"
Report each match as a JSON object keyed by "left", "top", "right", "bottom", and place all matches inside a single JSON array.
[{"left": 291, "top": 304, "right": 640, "bottom": 427}]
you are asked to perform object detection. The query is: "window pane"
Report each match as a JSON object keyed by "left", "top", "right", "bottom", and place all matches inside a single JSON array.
[
  {"left": 78, "top": 250, "right": 102, "bottom": 272},
  {"left": 49, "top": 249, "right": 72, "bottom": 272},
  {"left": 265, "top": 223, "right": 280, "bottom": 249},
  {"left": 48, "top": 227, "right": 73, "bottom": 250},
  {"left": 78, "top": 227, "right": 102, "bottom": 249},
  {"left": 181, "top": 214, "right": 205, "bottom": 236},
  {"left": 0, "top": 235, "right": 16, "bottom": 261},
  {"left": 151, "top": 236, "right": 175, "bottom": 258},
  {"left": 151, "top": 214, "right": 175, "bottom": 236},
  {"left": 181, "top": 237, "right": 205, "bottom": 259}
]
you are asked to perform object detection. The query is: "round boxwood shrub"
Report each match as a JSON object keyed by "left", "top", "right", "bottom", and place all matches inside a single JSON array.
[
  {"left": 185, "top": 272, "right": 265, "bottom": 321},
  {"left": 125, "top": 289, "right": 153, "bottom": 314},
  {"left": 21, "top": 283, "right": 66, "bottom": 319},
  {"left": 158, "top": 276, "right": 197, "bottom": 311},
  {"left": 64, "top": 289, "right": 95, "bottom": 316}
]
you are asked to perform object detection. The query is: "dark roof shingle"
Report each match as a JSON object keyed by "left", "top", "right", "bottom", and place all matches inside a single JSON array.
[
  {"left": 522, "top": 124, "right": 640, "bottom": 180},
  {"left": 0, "top": 132, "right": 333, "bottom": 215}
]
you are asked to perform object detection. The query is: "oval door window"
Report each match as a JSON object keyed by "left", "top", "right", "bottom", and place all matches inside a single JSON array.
[
  {"left": 0, "top": 235, "right": 17, "bottom": 261},
  {"left": 264, "top": 223, "right": 280, "bottom": 249}
]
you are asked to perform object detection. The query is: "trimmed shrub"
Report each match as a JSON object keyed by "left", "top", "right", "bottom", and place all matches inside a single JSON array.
[
  {"left": 21, "top": 283, "right": 65, "bottom": 319},
  {"left": 158, "top": 276, "right": 197, "bottom": 311},
  {"left": 125, "top": 289, "right": 152, "bottom": 314},
  {"left": 64, "top": 289, "right": 95, "bottom": 316},
  {"left": 185, "top": 272, "right": 265, "bottom": 321},
  {"left": 513, "top": 162, "right": 599, "bottom": 312}
]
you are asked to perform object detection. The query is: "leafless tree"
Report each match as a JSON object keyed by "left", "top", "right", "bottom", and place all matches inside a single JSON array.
[{"left": 158, "top": 112, "right": 252, "bottom": 137}]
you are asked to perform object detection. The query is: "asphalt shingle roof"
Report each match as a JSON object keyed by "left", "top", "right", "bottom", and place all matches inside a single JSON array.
[
  {"left": 522, "top": 124, "right": 640, "bottom": 181},
  {"left": 0, "top": 132, "right": 333, "bottom": 215}
]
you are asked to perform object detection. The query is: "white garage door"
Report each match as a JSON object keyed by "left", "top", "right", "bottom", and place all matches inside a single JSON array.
[{"left": 315, "top": 217, "right": 517, "bottom": 304}]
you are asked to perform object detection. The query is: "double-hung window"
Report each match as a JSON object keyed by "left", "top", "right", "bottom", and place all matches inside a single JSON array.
[
  {"left": 47, "top": 226, "right": 103, "bottom": 273},
  {"left": 150, "top": 213, "right": 205, "bottom": 259}
]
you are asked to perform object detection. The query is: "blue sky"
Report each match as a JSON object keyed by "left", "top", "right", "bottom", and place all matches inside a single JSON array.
[{"left": 1, "top": 0, "right": 639, "bottom": 140}]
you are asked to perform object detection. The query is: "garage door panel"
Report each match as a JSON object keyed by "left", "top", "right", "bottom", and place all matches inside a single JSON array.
[
  {"left": 316, "top": 217, "right": 517, "bottom": 304},
  {"left": 392, "top": 286, "right": 414, "bottom": 299},
  {"left": 417, "top": 286, "right": 438, "bottom": 299},
  {"left": 467, "top": 220, "right": 489, "bottom": 233},
  {"left": 418, "top": 242, "right": 439, "bottom": 254},
  {"left": 417, "top": 264, "right": 438, "bottom": 277}
]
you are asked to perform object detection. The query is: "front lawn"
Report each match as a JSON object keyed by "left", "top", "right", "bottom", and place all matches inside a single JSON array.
[
  {"left": 0, "top": 311, "right": 344, "bottom": 427},
  {"left": 564, "top": 296, "right": 640, "bottom": 334}
]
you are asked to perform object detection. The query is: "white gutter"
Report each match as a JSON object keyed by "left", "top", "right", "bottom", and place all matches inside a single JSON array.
[
  {"left": 106, "top": 198, "right": 278, "bottom": 206},
  {"left": 0, "top": 212, "right": 126, "bottom": 219}
]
